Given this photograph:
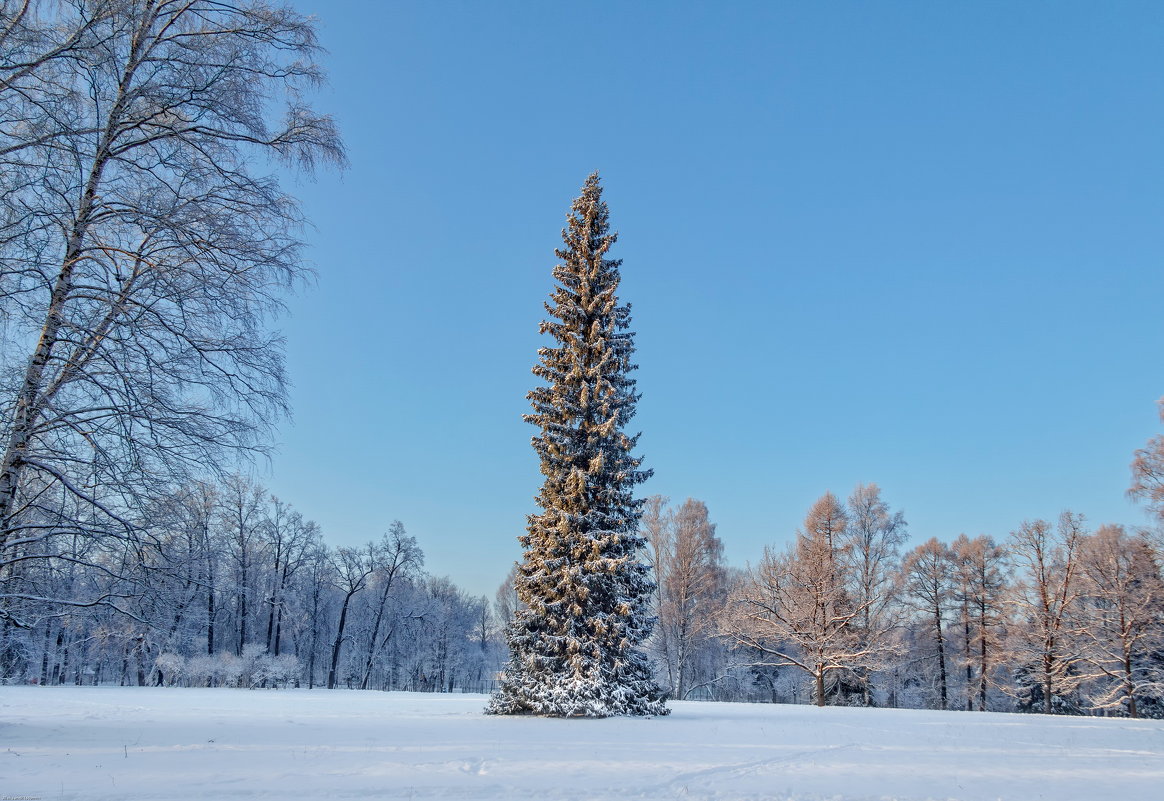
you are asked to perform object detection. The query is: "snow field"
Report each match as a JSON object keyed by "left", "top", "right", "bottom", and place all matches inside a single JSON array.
[{"left": 3, "top": 686, "right": 1163, "bottom": 800}]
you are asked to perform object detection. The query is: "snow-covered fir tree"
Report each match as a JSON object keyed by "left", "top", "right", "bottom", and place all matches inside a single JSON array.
[{"left": 487, "top": 173, "right": 668, "bottom": 717}]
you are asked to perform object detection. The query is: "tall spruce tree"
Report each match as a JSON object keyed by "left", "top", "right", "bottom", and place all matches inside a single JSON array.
[{"left": 487, "top": 173, "right": 667, "bottom": 717}]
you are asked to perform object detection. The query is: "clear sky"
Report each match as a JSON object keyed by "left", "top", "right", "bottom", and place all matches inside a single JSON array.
[{"left": 266, "top": 0, "right": 1164, "bottom": 600}]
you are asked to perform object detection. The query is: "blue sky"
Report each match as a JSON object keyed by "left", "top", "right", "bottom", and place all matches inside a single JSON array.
[{"left": 267, "top": 1, "right": 1164, "bottom": 598}]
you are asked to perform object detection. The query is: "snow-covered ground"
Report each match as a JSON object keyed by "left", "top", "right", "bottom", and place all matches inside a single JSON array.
[{"left": 3, "top": 687, "right": 1162, "bottom": 800}]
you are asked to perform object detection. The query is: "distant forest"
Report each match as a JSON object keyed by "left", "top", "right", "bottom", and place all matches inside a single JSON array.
[{"left": 6, "top": 473, "right": 1164, "bottom": 720}]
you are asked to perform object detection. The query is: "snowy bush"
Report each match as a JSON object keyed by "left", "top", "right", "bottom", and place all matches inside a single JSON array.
[
  {"left": 153, "top": 653, "right": 185, "bottom": 687},
  {"left": 238, "top": 643, "right": 267, "bottom": 688},
  {"left": 184, "top": 655, "right": 216, "bottom": 687},
  {"left": 184, "top": 652, "right": 244, "bottom": 687},
  {"left": 226, "top": 644, "right": 302, "bottom": 688},
  {"left": 215, "top": 652, "right": 243, "bottom": 687},
  {"left": 161, "top": 648, "right": 299, "bottom": 689},
  {"left": 253, "top": 653, "right": 300, "bottom": 688}
]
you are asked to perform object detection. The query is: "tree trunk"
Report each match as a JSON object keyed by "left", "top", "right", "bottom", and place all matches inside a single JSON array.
[
  {"left": 934, "top": 609, "right": 948, "bottom": 710},
  {"left": 307, "top": 629, "right": 317, "bottom": 689},
  {"left": 206, "top": 549, "right": 216, "bottom": 655},
  {"left": 57, "top": 632, "right": 70, "bottom": 686},
  {"left": 360, "top": 582, "right": 394, "bottom": 690},
  {"left": 307, "top": 583, "right": 321, "bottom": 689},
  {"left": 270, "top": 564, "right": 291, "bottom": 656},
  {"left": 266, "top": 595, "right": 277, "bottom": 654},
  {"left": 1125, "top": 648, "right": 1138, "bottom": 718},
  {"left": 328, "top": 592, "right": 355, "bottom": 690},
  {"left": 237, "top": 557, "right": 248, "bottom": 657},
  {"left": 963, "top": 600, "right": 972, "bottom": 712},
  {"left": 39, "top": 621, "right": 52, "bottom": 685},
  {"left": 0, "top": 81, "right": 121, "bottom": 546},
  {"left": 1043, "top": 650, "right": 1054, "bottom": 715},
  {"left": 51, "top": 627, "right": 65, "bottom": 684},
  {"left": 978, "top": 598, "right": 988, "bottom": 711},
  {"left": 273, "top": 604, "right": 285, "bottom": 657}
]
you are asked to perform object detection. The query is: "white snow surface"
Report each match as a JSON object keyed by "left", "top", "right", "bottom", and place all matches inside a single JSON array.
[{"left": 3, "top": 687, "right": 1163, "bottom": 800}]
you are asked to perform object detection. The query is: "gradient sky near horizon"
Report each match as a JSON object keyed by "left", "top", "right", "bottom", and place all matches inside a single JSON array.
[{"left": 264, "top": 0, "right": 1164, "bottom": 599}]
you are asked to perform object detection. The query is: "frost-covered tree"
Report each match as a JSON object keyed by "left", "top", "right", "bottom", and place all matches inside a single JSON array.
[
  {"left": 355, "top": 522, "right": 423, "bottom": 690},
  {"left": 494, "top": 563, "right": 521, "bottom": 630},
  {"left": 645, "top": 496, "right": 727, "bottom": 699},
  {"left": 723, "top": 493, "right": 878, "bottom": 707},
  {"left": 325, "top": 543, "right": 378, "bottom": 690},
  {"left": 1075, "top": 525, "right": 1164, "bottom": 717},
  {"left": 1008, "top": 513, "right": 1087, "bottom": 714},
  {"left": 950, "top": 533, "right": 1009, "bottom": 711},
  {"left": 0, "top": 0, "right": 343, "bottom": 623},
  {"left": 902, "top": 537, "right": 955, "bottom": 710},
  {"left": 488, "top": 174, "right": 667, "bottom": 717},
  {"left": 839, "top": 483, "right": 907, "bottom": 705},
  {"left": 262, "top": 499, "right": 320, "bottom": 657}
]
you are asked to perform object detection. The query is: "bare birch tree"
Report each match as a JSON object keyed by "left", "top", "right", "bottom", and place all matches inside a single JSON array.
[
  {"left": 326, "top": 543, "right": 378, "bottom": 690},
  {"left": 1008, "top": 512, "right": 1086, "bottom": 714},
  {"left": 839, "top": 483, "right": 906, "bottom": 704},
  {"left": 950, "top": 533, "right": 1008, "bottom": 711},
  {"left": 723, "top": 493, "right": 879, "bottom": 706},
  {"left": 1075, "top": 524, "right": 1164, "bottom": 717},
  {"left": 493, "top": 563, "right": 520, "bottom": 630},
  {"left": 219, "top": 476, "right": 267, "bottom": 658},
  {"left": 357, "top": 522, "right": 422, "bottom": 690},
  {"left": 902, "top": 537, "right": 954, "bottom": 709},
  {"left": 648, "top": 498, "right": 725, "bottom": 699},
  {"left": 641, "top": 495, "right": 673, "bottom": 686},
  {"left": 261, "top": 497, "right": 318, "bottom": 657},
  {"left": 0, "top": 0, "right": 343, "bottom": 618},
  {"left": 299, "top": 539, "right": 332, "bottom": 689}
]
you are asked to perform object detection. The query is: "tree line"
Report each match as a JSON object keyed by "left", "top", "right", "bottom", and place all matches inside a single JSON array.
[
  {"left": 644, "top": 486, "right": 1164, "bottom": 718},
  {"left": 0, "top": 474, "right": 499, "bottom": 692},
  {"left": 12, "top": 475, "right": 1161, "bottom": 723}
]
